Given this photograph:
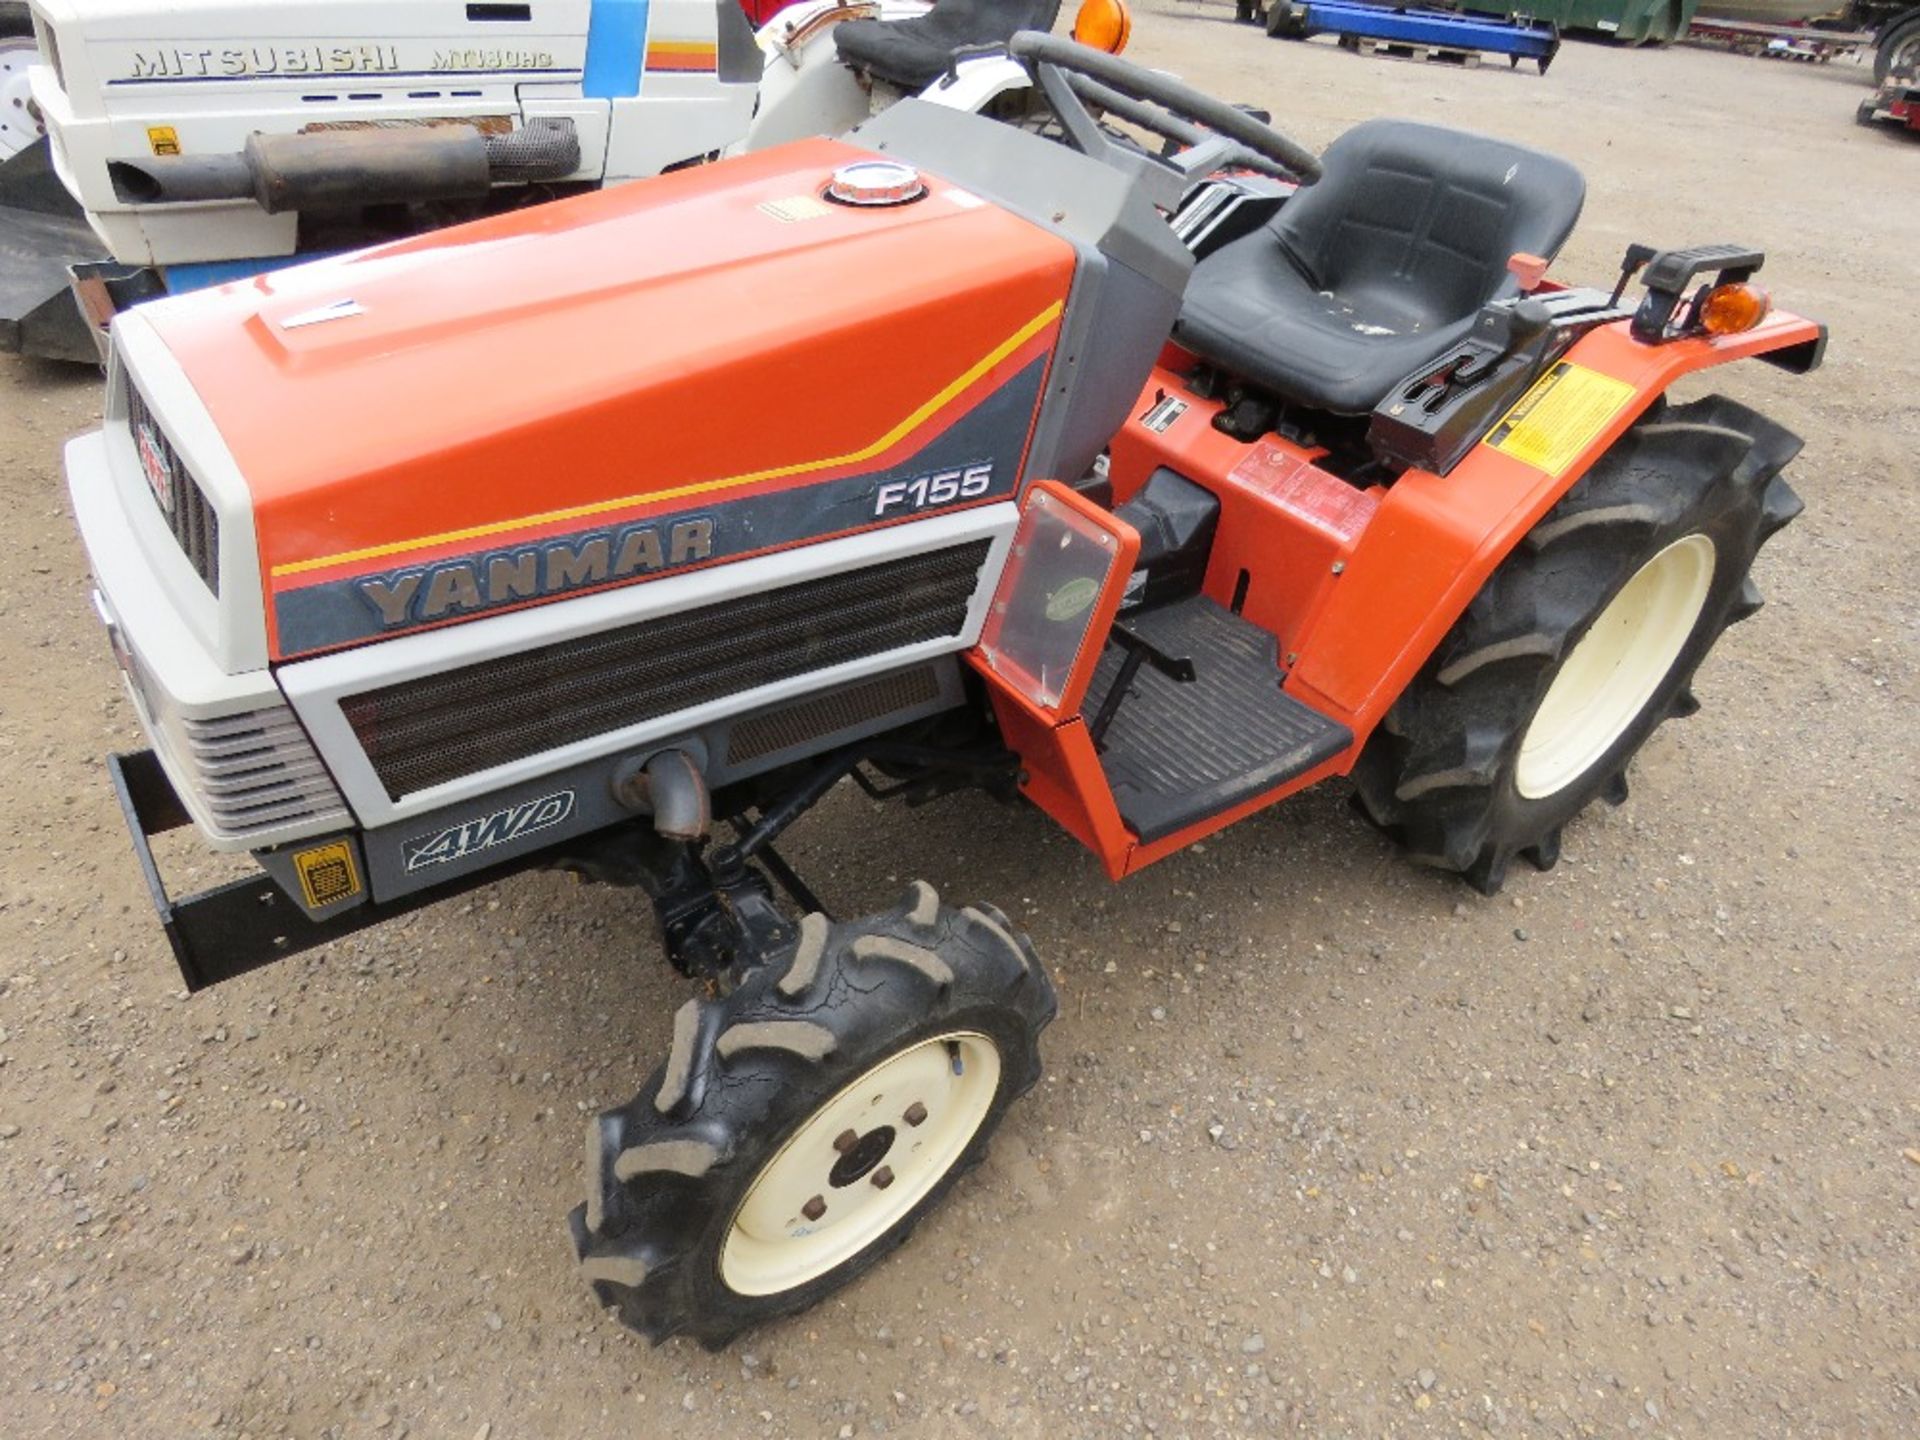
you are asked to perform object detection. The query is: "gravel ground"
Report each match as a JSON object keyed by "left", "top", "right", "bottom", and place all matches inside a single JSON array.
[{"left": 2, "top": 11, "right": 1916, "bottom": 1439}]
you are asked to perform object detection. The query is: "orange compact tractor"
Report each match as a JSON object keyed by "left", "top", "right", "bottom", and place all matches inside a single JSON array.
[{"left": 67, "top": 33, "right": 1821, "bottom": 1345}]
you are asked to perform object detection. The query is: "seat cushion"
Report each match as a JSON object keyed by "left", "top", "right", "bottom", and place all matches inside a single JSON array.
[
  {"left": 835, "top": 0, "right": 1059, "bottom": 93},
  {"left": 1177, "top": 233, "right": 1487, "bottom": 416},
  {"left": 1174, "top": 119, "right": 1585, "bottom": 415}
]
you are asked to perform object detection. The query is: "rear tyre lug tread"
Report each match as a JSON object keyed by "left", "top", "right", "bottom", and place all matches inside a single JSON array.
[{"left": 1353, "top": 394, "right": 1800, "bottom": 892}]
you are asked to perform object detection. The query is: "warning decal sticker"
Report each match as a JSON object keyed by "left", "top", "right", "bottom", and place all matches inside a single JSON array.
[
  {"left": 1485, "top": 362, "right": 1636, "bottom": 477},
  {"left": 292, "top": 840, "right": 360, "bottom": 910},
  {"left": 758, "top": 194, "right": 832, "bottom": 224}
]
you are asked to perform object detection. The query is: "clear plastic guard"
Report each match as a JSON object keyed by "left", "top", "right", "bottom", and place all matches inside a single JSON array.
[{"left": 976, "top": 485, "right": 1125, "bottom": 714}]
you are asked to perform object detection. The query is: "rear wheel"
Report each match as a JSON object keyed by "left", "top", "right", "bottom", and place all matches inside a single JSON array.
[
  {"left": 1876, "top": 14, "right": 1920, "bottom": 84},
  {"left": 572, "top": 884, "right": 1054, "bottom": 1348},
  {"left": 1354, "top": 395, "right": 1803, "bottom": 894}
]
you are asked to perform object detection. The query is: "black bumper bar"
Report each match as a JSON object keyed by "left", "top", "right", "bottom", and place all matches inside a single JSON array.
[{"left": 109, "top": 750, "right": 546, "bottom": 993}]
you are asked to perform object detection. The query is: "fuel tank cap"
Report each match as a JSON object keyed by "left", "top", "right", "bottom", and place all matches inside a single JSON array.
[{"left": 825, "top": 159, "right": 926, "bottom": 207}]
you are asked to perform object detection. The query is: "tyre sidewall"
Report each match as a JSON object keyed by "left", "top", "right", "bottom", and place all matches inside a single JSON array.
[
  {"left": 1485, "top": 479, "right": 1761, "bottom": 840},
  {"left": 680, "top": 992, "right": 1040, "bottom": 1332}
]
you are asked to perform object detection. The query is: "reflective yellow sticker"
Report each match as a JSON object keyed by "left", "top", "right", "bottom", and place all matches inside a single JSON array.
[
  {"left": 147, "top": 125, "right": 181, "bottom": 157},
  {"left": 758, "top": 194, "right": 832, "bottom": 223},
  {"left": 292, "top": 840, "right": 360, "bottom": 909},
  {"left": 1485, "top": 362, "right": 1636, "bottom": 477}
]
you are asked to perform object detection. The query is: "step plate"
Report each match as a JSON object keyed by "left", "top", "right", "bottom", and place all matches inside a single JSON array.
[{"left": 1084, "top": 598, "right": 1352, "bottom": 845}]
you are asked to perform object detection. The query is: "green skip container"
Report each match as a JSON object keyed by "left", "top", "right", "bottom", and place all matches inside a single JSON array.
[{"left": 1465, "top": 0, "right": 1702, "bottom": 44}]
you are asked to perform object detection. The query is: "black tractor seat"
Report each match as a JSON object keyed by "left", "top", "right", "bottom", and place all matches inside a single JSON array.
[
  {"left": 835, "top": 0, "right": 1061, "bottom": 92},
  {"left": 1174, "top": 119, "right": 1585, "bottom": 416}
]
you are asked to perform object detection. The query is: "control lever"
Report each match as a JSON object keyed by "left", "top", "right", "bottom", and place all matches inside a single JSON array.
[
  {"left": 1394, "top": 297, "right": 1552, "bottom": 416},
  {"left": 1454, "top": 296, "right": 1553, "bottom": 386}
]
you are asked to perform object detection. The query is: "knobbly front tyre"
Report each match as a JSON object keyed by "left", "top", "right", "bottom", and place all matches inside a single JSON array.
[
  {"left": 571, "top": 883, "right": 1054, "bottom": 1349},
  {"left": 1353, "top": 394, "right": 1803, "bottom": 894}
]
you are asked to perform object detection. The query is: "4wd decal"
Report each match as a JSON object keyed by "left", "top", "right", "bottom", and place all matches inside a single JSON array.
[{"left": 402, "top": 790, "right": 575, "bottom": 872}]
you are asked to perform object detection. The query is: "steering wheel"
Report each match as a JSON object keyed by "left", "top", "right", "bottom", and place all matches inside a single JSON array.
[{"left": 1008, "top": 31, "right": 1321, "bottom": 209}]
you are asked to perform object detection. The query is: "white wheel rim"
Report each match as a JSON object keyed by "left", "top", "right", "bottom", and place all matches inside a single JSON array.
[
  {"left": 720, "top": 1031, "right": 1001, "bottom": 1297},
  {"left": 1515, "top": 534, "right": 1716, "bottom": 800},
  {"left": 0, "top": 39, "right": 42, "bottom": 162}
]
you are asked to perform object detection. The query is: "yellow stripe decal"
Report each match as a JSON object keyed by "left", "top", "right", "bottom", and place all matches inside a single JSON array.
[{"left": 271, "top": 302, "right": 1062, "bottom": 580}]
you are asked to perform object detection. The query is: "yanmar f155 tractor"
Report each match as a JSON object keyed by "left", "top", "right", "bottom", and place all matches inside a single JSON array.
[{"left": 65, "top": 33, "right": 1822, "bottom": 1346}]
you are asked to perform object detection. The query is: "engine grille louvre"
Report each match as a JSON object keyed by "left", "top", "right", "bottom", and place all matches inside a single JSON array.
[
  {"left": 343, "top": 541, "right": 993, "bottom": 800},
  {"left": 181, "top": 707, "right": 352, "bottom": 838},
  {"left": 125, "top": 380, "right": 221, "bottom": 595}
]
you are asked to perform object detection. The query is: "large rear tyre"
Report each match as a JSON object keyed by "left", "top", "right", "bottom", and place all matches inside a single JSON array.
[
  {"left": 1875, "top": 15, "right": 1920, "bottom": 85},
  {"left": 571, "top": 883, "right": 1054, "bottom": 1348},
  {"left": 1354, "top": 395, "right": 1803, "bottom": 894}
]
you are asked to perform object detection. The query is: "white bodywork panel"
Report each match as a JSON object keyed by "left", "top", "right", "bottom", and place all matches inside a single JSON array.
[
  {"left": 26, "top": 0, "right": 754, "bottom": 264},
  {"left": 86, "top": 308, "right": 270, "bottom": 673},
  {"left": 27, "top": 0, "right": 1024, "bottom": 266}
]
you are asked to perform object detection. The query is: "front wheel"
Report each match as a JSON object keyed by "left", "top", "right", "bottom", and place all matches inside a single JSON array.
[
  {"left": 1354, "top": 395, "right": 1803, "bottom": 894},
  {"left": 572, "top": 884, "right": 1054, "bottom": 1348}
]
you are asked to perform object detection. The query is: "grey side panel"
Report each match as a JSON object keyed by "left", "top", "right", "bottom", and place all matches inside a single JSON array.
[
  {"left": 851, "top": 102, "right": 1193, "bottom": 296},
  {"left": 1022, "top": 253, "right": 1182, "bottom": 490},
  {"left": 851, "top": 102, "right": 1191, "bottom": 488},
  {"left": 716, "top": 0, "right": 765, "bottom": 84}
]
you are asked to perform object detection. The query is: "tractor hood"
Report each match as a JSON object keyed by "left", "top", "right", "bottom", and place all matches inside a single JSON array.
[{"left": 132, "top": 137, "right": 1074, "bottom": 659}]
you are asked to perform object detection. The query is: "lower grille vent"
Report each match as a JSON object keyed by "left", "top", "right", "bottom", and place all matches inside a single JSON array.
[
  {"left": 343, "top": 541, "right": 992, "bottom": 799},
  {"left": 726, "top": 664, "right": 944, "bottom": 767}
]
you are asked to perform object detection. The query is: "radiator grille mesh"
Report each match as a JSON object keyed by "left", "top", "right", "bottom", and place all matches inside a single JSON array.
[
  {"left": 343, "top": 541, "right": 992, "bottom": 799},
  {"left": 726, "top": 664, "right": 943, "bottom": 767}
]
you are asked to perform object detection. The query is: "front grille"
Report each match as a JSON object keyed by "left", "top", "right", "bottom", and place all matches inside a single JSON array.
[
  {"left": 180, "top": 707, "right": 352, "bottom": 839},
  {"left": 726, "top": 664, "right": 943, "bottom": 767},
  {"left": 343, "top": 541, "right": 993, "bottom": 799},
  {"left": 125, "top": 379, "right": 220, "bottom": 595}
]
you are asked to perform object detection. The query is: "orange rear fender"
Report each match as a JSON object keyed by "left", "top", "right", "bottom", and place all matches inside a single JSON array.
[{"left": 1285, "top": 311, "right": 1824, "bottom": 744}]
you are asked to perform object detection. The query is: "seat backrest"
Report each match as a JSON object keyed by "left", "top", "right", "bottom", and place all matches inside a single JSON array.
[
  {"left": 1271, "top": 119, "right": 1586, "bottom": 327},
  {"left": 837, "top": 0, "right": 1062, "bottom": 85}
]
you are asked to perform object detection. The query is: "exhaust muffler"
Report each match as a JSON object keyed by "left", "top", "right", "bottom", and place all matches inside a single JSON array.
[{"left": 106, "top": 117, "right": 579, "bottom": 214}]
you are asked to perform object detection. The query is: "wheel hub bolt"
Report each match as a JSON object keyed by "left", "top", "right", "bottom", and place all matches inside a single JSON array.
[
  {"left": 904, "top": 1102, "right": 928, "bottom": 1127},
  {"left": 870, "top": 1166, "right": 894, "bottom": 1190},
  {"left": 833, "top": 1128, "right": 859, "bottom": 1154},
  {"left": 801, "top": 1195, "right": 827, "bottom": 1222}
]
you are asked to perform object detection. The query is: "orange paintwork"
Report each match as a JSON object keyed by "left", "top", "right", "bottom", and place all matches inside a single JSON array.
[
  {"left": 985, "top": 307, "right": 1822, "bottom": 877},
  {"left": 137, "top": 138, "right": 1075, "bottom": 658},
  {"left": 646, "top": 41, "right": 719, "bottom": 71},
  {"left": 1284, "top": 310, "right": 1823, "bottom": 735}
]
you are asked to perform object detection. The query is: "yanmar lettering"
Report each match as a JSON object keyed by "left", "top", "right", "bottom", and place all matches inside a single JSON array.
[
  {"left": 403, "top": 791, "right": 575, "bottom": 872},
  {"left": 356, "top": 517, "right": 715, "bottom": 629}
]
